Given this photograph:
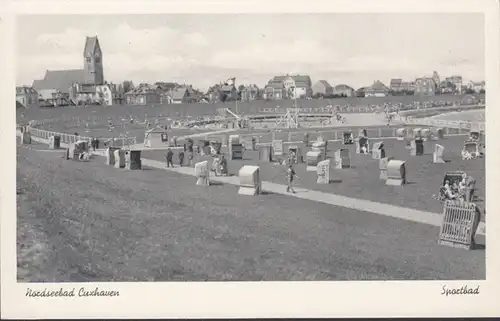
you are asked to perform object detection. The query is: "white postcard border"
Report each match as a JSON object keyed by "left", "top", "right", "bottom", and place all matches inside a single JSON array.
[{"left": 1, "top": 0, "right": 499, "bottom": 318}]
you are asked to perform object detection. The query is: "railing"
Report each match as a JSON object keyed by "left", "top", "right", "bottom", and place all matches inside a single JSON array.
[
  {"left": 24, "top": 127, "right": 137, "bottom": 148},
  {"left": 232, "top": 124, "right": 471, "bottom": 144},
  {"left": 257, "top": 103, "right": 485, "bottom": 115}
]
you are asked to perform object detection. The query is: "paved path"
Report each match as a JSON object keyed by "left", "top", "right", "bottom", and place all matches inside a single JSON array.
[
  {"left": 141, "top": 158, "right": 486, "bottom": 236},
  {"left": 18, "top": 132, "right": 486, "bottom": 236}
]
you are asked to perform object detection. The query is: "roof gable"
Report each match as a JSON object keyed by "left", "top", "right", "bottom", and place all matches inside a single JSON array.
[
  {"left": 334, "top": 84, "right": 353, "bottom": 91},
  {"left": 266, "top": 83, "right": 283, "bottom": 90},
  {"left": 314, "top": 80, "right": 332, "bottom": 88},
  {"left": 367, "top": 80, "right": 389, "bottom": 91},
  {"left": 292, "top": 75, "right": 311, "bottom": 84},
  {"left": 269, "top": 76, "right": 287, "bottom": 83},
  {"left": 390, "top": 79, "right": 402, "bottom": 86},
  {"left": 170, "top": 88, "right": 188, "bottom": 100}
]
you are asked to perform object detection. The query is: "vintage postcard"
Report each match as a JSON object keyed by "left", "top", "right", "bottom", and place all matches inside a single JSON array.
[{"left": 1, "top": 0, "right": 500, "bottom": 318}]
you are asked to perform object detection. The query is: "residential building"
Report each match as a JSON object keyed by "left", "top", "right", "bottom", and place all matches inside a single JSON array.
[
  {"left": 389, "top": 79, "right": 403, "bottom": 92},
  {"left": 333, "top": 84, "right": 355, "bottom": 97},
  {"left": 109, "top": 83, "right": 125, "bottom": 105},
  {"left": 467, "top": 81, "right": 485, "bottom": 93},
  {"left": 206, "top": 84, "right": 222, "bottom": 103},
  {"left": 163, "top": 87, "right": 197, "bottom": 104},
  {"left": 312, "top": 80, "right": 334, "bottom": 96},
  {"left": 69, "top": 83, "right": 115, "bottom": 105},
  {"left": 364, "top": 80, "right": 389, "bottom": 97},
  {"left": 414, "top": 78, "right": 436, "bottom": 96},
  {"left": 284, "top": 75, "right": 312, "bottom": 99},
  {"left": 37, "top": 89, "right": 68, "bottom": 107},
  {"left": 240, "top": 84, "right": 259, "bottom": 101},
  {"left": 16, "top": 86, "right": 38, "bottom": 108},
  {"left": 263, "top": 82, "right": 284, "bottom": 100},
  {"left": 155, "top": 82, "right": 178, "bottom": 92},
  {"left": 220, "top": 84, "right": 238, "bottom": 101},
  {"left": 390, "top": 79, "right": 416, "bottom": 94},
  {"left": 401, "top": 81, "right": 416, "bottom": 92},
  {"left": 264, "top": 74, "right": 312, "bottom": 99},
  {"left": 125, "top": 84, "right": 161, "bottom": 105},
  {"left": 355, "top": 87, "right": 367, "bottom": 97},
  {"left": 444, "top": 76, "right": 463, "bottom": 94}
]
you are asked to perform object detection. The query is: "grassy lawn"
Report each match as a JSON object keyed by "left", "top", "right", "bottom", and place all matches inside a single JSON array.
[
  {"left": 143, "top": 135, "right": 485, "bottom": 216},
  {"left": 17, "top": 142, "right": 484, "bottom": 282}
]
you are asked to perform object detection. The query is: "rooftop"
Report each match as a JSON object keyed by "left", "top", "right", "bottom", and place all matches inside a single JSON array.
[{"left": 33, "top": 69, "right": 84, "bottom": 93}]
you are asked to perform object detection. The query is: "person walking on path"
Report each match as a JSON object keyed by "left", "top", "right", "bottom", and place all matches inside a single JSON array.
[
  {"left": 219, "top": 155, "right": 228, "bottom": 176},
  {"left": 286, "top": 164, "right": 298, "bottom": 193},
  {"left": 178, "top": 150, "right": 185, "bottom": 167},
  {"left": 165, "top": 148, "right": 174, "bottom": 168}
]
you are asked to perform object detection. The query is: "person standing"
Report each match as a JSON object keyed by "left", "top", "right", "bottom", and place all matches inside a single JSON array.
[
  {"left": 165, "top": 148, "right": 174, "bottom": 168},
  {"left": 286, "top": 164, "right": 298, "bottom": 193},
  {"left": 219, "top": 155, "right": 228, "bottom": 176},
  {"left": 178, "top": 150, "right": 185, "bottom": 167}
]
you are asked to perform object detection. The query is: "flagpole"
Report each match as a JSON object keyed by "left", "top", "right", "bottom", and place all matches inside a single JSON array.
[{"left": 235, "top": 77, "right": 238, "bottom": 115}]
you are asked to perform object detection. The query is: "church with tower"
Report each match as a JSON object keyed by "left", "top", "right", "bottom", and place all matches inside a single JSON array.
[{"left": 32, "top": 36, "right": 123, "bottom": 106}]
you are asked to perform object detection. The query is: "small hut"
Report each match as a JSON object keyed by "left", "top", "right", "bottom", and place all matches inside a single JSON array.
[{"left": 144, "top": 127, "right": 169, "bottom": 148}]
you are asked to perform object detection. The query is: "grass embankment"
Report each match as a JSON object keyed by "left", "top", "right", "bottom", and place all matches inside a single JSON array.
[{"left": 17, "top": 143, "right": 484, "bottom": 282}]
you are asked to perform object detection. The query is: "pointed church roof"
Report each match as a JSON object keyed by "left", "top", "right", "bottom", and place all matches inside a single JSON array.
[
  {"left": 84, "top": 36, "right": 99, "bottom": 56},
  {"left": 32, "top": 69, "right": 84, "bottom": 93}
]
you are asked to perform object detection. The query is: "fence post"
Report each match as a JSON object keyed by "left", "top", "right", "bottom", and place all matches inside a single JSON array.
[{"left": 378, "top": 127, "right": 382, "bottom": 138}]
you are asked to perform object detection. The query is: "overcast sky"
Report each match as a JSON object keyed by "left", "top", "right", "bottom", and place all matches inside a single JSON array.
[{"left": 16, "top": 13, "right": 485, "bottom": 91}]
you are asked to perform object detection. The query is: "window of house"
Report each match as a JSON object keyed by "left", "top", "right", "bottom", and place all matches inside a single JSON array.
[
  {"left": 95, "top": 57, "right": 101, "bottom": 63},
  {"left": 86, "top": 57, "right": 92, "bottom": 63}
]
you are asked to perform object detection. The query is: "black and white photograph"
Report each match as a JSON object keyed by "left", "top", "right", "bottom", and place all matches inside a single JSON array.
[{"left": 2, "top": 0, "right": 500, "bottom": 319}]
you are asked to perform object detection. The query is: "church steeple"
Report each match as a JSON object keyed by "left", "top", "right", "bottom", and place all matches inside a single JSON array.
[{"left": 83, "top": 36, "right": 104, "bottom": 85}]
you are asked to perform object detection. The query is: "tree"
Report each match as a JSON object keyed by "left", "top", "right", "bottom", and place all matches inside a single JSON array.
[
  {"left": 480, "top": 89, "right": 485, "bottom": 94},
  {"left": 256, "top": 88, "right": 264, "bottom": 100},
  {"left": 220, "top": 92, "right": 228, "bottom": 102},
  {"left": 123, "top": 80, "right": 134, "bottom": 93},
  {"left": 464, "top": 88, "right": 475, "bottom": 95}
]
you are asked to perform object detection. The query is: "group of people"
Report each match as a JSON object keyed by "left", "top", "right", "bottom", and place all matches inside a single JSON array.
[
  {"left": 163, "top": 145, "right": 229, "bottom": 176},
  {"left": 442, "top": 173, "right": 474, "bottom": 202},
  {"left": 211, "top": 156, "right": 228, "bottom": 176},
  {"left": 164, "top": 148, "right": 186, "bottom": 168},
  {"left": 90, "top": 137, "right": 100, "bottom": 151}
]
